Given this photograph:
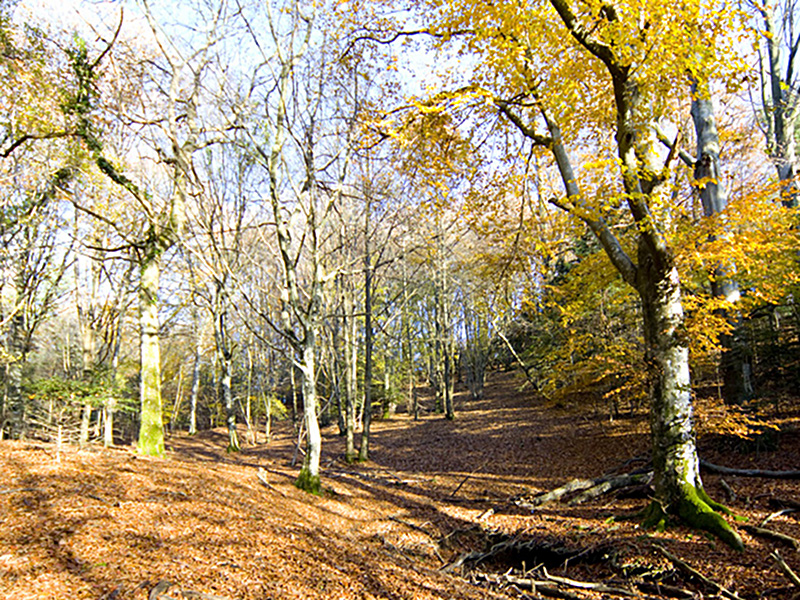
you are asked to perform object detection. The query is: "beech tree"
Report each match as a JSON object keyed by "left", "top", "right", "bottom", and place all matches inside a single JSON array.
[
  {"left": 398, "top": 0, "right": 747, "bottom": 547},
  {"left": 751, "top": 0, "right": 800, "bottom": 206}
]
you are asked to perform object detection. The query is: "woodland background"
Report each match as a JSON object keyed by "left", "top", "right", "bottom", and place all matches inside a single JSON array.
[{"left": 0, "top": 0, "right": 800, "bottom": 595}]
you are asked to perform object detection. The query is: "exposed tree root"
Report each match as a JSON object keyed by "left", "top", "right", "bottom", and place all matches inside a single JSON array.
[
  {"left": 676, "top": 485, "right": 743, "bottom": 550},
  {"left": 294, "top": 467, "right": 321, "bottom": 495},
  {"left": 700, "top": 460, "right": 800, "bottom": 479}
]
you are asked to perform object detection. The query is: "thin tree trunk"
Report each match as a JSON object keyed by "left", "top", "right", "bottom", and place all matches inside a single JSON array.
[
  {"left": 359, "top": 200, "right": 373, "bottom": 462},
  {"left": 188, "top": 342, "right": 201, "bottom": 435},
  {"left": 343, "top": 269, "right": 357, "bottom": 461},
  {"left": 298, "top": 328, "right": 322, "bottom": 492}
]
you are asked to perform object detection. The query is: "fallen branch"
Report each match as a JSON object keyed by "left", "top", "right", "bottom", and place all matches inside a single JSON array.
[
  {"left": 761, "top": 508, "right": 797, "bottom": 527},
  {"left": 769, "top": 498, "right": 800, "bottom": 511},
  {"left": 542, "top": 566, "right": 634, "bottom": 596},
  {"left": 771, "top": 550, "right": 800, "bottom": 588},
  {"left": 655, "top": 546, "right": 742, "bottom": 600},
  {"left": 567, "top": 472, "right": 652, "bottom": 505},
  {"left": 256, "top": 467, "right": 288, "bottom": 497},
  {"left": 517, "top": 478, "right": 596, "bottom": 508},
  {"left": 635, "top": 582, "right": 694, "bottom": 599},
  {"left": 516, "top": 471, "right": 652, "bottom": 509},
  {"left": 449, "top": 459, "right": 490, "bottom": 498},
  {"left": 472, "top": 572, "right": 581, "bottom": 599},
  {"left": 743, "top": 525, "right": 799, "bottom": 550},
  {"left": 719, "top": 478, "right": 736, "bottom": 502},
  {"left": 388, "top": 515, "right": 437, "bottom": 539},
  {"left": 700, "top": 461, "right": 800, "bottom": 479}
]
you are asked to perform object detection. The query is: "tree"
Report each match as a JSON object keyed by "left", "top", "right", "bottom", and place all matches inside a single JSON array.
[
  {"left": 751, "top": 0, "right": 800, "bottom": 207},
  {"left": 398, "top": 0, "right": 745, "bottom": 547}
]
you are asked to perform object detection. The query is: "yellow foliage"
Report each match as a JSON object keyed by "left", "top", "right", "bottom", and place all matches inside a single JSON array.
[{"left": 694, "top": 396, "right": 779, "bottom": 440}]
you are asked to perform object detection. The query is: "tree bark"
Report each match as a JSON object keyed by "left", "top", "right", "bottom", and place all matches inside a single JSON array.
[
  {"left": 690, "top": 80, "right": 753, "bottom": 405},
  {"left": 359, "top": 200, "right": 374, "bottom": 462},
  {"left": 138, "top": 249, "right": 165, "bottom": 457}
]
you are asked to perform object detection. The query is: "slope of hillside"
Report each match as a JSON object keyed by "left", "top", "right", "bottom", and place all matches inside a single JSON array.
[{"left": 1, "top": 371, "right": 798, "bottom": 599}]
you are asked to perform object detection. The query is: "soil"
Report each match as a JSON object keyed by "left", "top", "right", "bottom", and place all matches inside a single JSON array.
[{"left": 1, "top": 370, "right": 799, "bottom": 599}]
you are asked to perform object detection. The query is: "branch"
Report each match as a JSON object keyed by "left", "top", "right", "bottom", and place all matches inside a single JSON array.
[
  {"left": 1, "top": 131, "right": 72, "bottom": 158},
  {"left": 90, "top": 7, "right": 124, "bottom": 70},
  {"left": 495, "top": 100, "right": 552, "bottom": 147},
  {"left": 655, "top": 123, "right": 694, "bottom": 167},
  {"left": 547, "top": 0, "right": 624, "bottom": 78},
  {"left": 655, "top": 546, "right": 742, "bottom": 600},
  {"left": 771, "top": 550, "right": 800, "bottom": 588}
]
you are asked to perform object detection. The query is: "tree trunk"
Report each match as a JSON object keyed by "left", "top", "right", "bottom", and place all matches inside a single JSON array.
[
  {"left": 691, "top": 81, "right": 753, "bottom": 405},
  {"left": 297, "top": 333, "right": 322, "bottom": 493},
  {"left": 342, "top": 258, "right": 358, "bottom": 461},
  {"left": 636, "top": 245, "right": 743, "bottom": 550},
  {"left": 359, "top": 208, "right": 374, "bottom": 462},
  {"left": 188, "top": 343, "right": 201, "bottom": 435},
  {"left": 138, "top": 250, "right": 165, "bottom": 457},
  {"left": 760, "top": 1, "right": 799, "bottom": 208}
]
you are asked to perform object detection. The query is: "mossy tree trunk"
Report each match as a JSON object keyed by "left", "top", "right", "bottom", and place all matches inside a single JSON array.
[
  {"left": 635, "top": 247, "right": 742, "bottom": 550},
  {"left": 138, "top": 246, "right": 165, "bottom": 457}
]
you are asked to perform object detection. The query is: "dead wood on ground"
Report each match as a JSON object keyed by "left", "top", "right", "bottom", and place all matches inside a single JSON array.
[
  {"left": 654, "top": 546, "right": 742, "bottom": 600},
  {"left": 742, "top": 524, "right": 800, "bottom": 549},
  {"left": 516, "top": 471, "right": 652, "bottom": 509}
]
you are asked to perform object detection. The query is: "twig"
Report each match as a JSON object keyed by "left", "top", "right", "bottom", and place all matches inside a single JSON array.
[
  {"left": 762, "top": 508, "right": 797, "bottom": 527},
  {"left": 743, "top": 525, "right": 799, "bottom": 550},
  {"left": 770, "top": 550, "right": 800, "bottom": 588},
  {"left": 635, "top": 582, "right": 694, "bottom": 599},
  {"left": 472, "top": 572, "right": 581, "bottom": 599},
  {"left": 719, "top": 478, "right": 736, "bottom": 502},
  {"left": 655, "top": 546, "right": 742, "bottom": 600},
  {"left": 449, "top": 459, "right": 490, "bottom": 498},
  {"left": 477, "top": 507, "right": 495, "bottom": 521}
]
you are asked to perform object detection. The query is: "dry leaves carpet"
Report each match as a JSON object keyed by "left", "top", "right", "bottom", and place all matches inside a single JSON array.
[{"left": 1, "top": 371, "right": 799, "bottom": 599}]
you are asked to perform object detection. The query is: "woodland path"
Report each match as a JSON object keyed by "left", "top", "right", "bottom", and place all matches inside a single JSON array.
[{"left": 1, "top": 370, "right": 798, "bottom": 599}]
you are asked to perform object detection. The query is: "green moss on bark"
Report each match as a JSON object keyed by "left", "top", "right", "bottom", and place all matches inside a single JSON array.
[
  {"left": 642, "top": 485, "right": 743, "bottom": 551},
  {"left": 295, "top": 467, "right": 321, "bottom": 495},
  {"left": 677, "top": 484, "right": 743, "bottom": 551}
]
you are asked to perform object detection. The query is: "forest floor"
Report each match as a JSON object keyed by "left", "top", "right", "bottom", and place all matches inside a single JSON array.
[{"left": 1, "top": 370, "right": 799, "bottom": 600}]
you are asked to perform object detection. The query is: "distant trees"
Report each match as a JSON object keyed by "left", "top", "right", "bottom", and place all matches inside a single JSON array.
[{"left": 1, "top": 0, "right": 799, "bottom": 524}]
